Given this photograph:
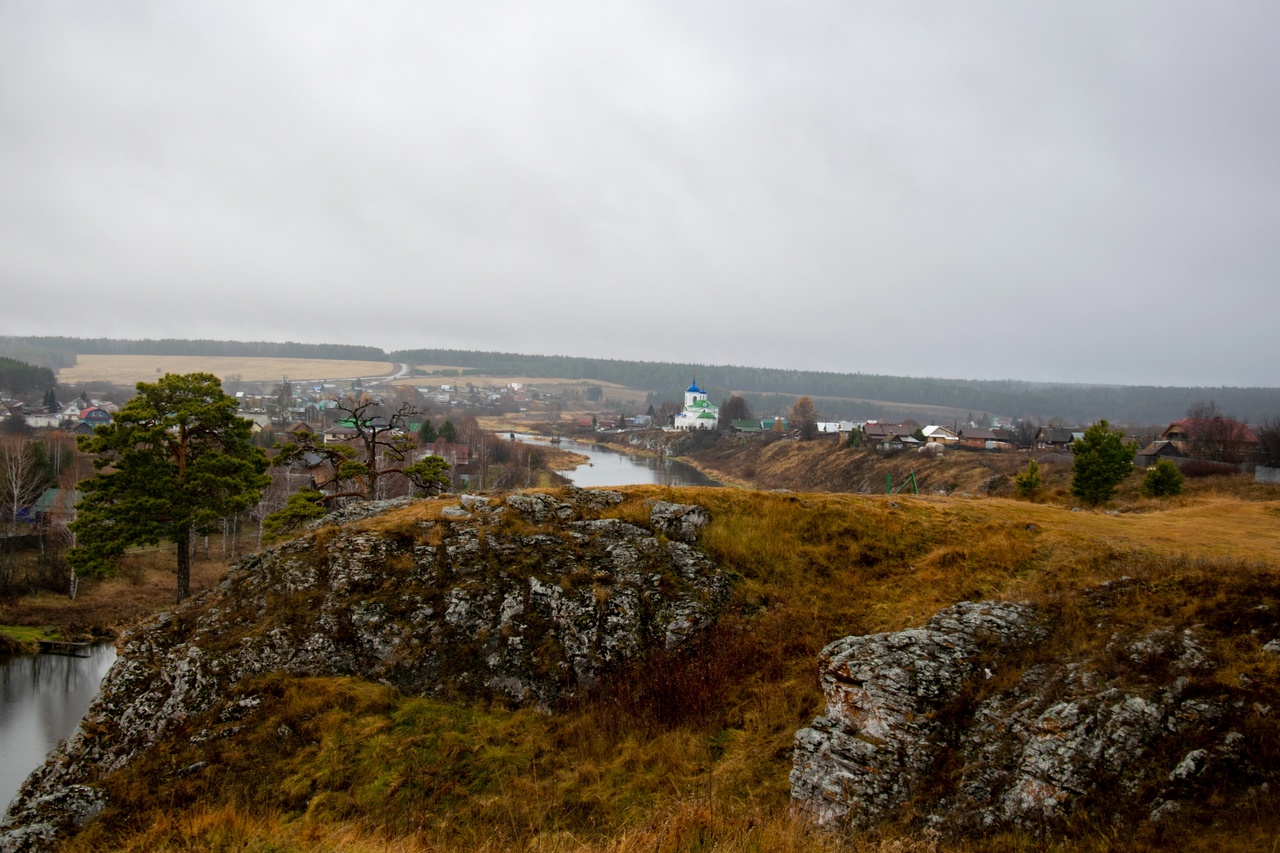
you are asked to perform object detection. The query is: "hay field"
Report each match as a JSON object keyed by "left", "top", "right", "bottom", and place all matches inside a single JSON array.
[
  {"left": 408, "top": 371, "right": 648, "bottom": 407},
  {"left": 57, "top": 355, "right": 395, "bottom": 386}
]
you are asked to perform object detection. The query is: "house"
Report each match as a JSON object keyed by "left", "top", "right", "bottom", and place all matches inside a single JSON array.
[
  {"left": 1158, "top": 417, "right": 1258, "bottom": 463},
  {"left": 33, "top": 488, "right": 81, "bottom": 526},
  {"left": 861, "top": 422, "right": 917, "bottom": 445},
  {"left": 958, "top": 427, "right": 1002, "bottom": 450},
  {"left": 1036, "top": 426, "right": 1082, "bottom": 450},
  {"left": 921, "top": 425, "right": 960, "bottom": 445},
  {"left": 56, "top": 401, "right": 86, "bottom": 428},
  {"left": 1135, "top": 440, "right": 1186, "bottom": 468},
  {"left": 878, "top": 433, "right": 922, "bottom": 452},
  {"left": 673, "top": 379, "right": 720, "bottom": 431},
  {"left": 323, "top": 426, "right": 359, "bottom": 445},
  {"left": 23, "top": 413, "right": 62, "bottom": 430}
]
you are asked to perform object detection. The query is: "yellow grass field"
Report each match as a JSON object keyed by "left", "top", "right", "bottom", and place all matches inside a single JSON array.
[
  {"left": 409, "top": 370, "right": 649, "bottom": 410},
  {"left": 57, "top": 355, "right": 395, "bottom": 386}
]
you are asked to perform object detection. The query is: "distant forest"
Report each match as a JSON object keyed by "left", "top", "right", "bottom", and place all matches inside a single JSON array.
[
  {"left": 0, "top": 337, "right": 386, "bottom": 370},
  {"left": 393, "top": 348, "right": 1280, "bottom": 426},
  {"left": 0, "top": 337, "right": 1275, "bottom": 426},
  {"left": 0, "top": 357, "right": 56, "bottom": 396}
]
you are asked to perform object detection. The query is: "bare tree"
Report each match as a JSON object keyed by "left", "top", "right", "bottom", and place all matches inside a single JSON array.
[
  {"left": 272, "top": 395, "right": 448, "bottom": 503},
  {"left": 1184, "top": 400, "right": 1249, "bottom": 463},
  {"left": 0, "top": 435, "right": 46, "bottom": 535},
  {"left": 792, "top": 396, "right": 820, "bottom": 440},
  {"left": 657, "top": 400, "right": 683, "bottom": 426},
  {"left": 718, "top": 395, "right": 752, "bottom": 430},
  {"left": 1013, "top": 417, "right": 1040, "bottom": 449},
  {"left": 1256, "top": 416, "right": 1280, "bottom": 469}
]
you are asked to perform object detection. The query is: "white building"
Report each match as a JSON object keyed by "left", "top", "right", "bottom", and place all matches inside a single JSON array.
[{"left": 672, "top": 379, "right": 719, "bottom": 430}]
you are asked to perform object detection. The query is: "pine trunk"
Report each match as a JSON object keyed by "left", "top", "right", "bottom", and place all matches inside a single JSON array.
[{"left": 176, "top": 528, "right": 191, "bottom": 603}]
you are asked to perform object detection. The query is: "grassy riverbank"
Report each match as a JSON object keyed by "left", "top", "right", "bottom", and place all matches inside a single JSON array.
[{"left": 0, "top": 549, "right": 235, "bottom": 652}]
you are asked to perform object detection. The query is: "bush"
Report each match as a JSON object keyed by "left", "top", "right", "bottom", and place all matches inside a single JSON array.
[
  {"left": 1140, "top": 459, "right": 1184, "bottom": 498},
  {"left": 1179, "top": 459, "right": 1236, "bottom": 478}
]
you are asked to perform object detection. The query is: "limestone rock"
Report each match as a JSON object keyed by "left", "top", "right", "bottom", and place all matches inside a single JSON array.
[
  {"left": 2, "top": 490, "right": 730, "bottom": 851},
  {"left": 648, "top": 500, "right": 711, "bottom": 543},
  {"left": 792, "top": 596, "right": 1255, "bottom": 836}
]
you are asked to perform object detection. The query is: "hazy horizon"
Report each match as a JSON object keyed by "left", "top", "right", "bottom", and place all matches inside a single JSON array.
[{"left": 3, "top": 3, "right": 1277, "bottom": 388}]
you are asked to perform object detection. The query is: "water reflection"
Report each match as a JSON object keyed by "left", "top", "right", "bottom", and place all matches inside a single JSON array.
[
  {"left": 513, "top": 434, "right": 719, "bottom": 488},
  {"left": 1, "top": 644, "right": 116, "bottom": 810}
]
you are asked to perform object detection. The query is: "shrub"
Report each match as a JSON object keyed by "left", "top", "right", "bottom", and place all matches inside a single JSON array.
[
  {"left": 1140, "top": 459, "right": 1184, "bottom": 498},
  {"left": 1179, "top": 459, "right": 1236, "bottom": 478}
]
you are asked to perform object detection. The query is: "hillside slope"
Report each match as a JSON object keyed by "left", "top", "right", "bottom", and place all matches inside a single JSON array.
[
  {"left": 679, "top": 434, "right": 1025, "bottom": 495},
  {"left": 4, "top": 486, "right": 1280, "bottom": 852}
]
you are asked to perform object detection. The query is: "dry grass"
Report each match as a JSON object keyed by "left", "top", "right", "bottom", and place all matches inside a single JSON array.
[
  {"left": 56, "top": 355, "right": 394, "bottom": 385},
  {"left": 0, "top": 547, "right": 235, "bottom": 638},
  {"left": 39, "top": 486, "right": 1280, "bottom": 851}
]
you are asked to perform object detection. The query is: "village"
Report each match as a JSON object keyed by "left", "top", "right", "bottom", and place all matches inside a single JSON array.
[{"left": 4, "top": 369, "right": 1278, "bottom": 560}]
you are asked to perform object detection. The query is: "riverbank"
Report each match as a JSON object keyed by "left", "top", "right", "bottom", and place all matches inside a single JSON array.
[{"left": 0, "top": 550, "right": 233, "bottom": 652}]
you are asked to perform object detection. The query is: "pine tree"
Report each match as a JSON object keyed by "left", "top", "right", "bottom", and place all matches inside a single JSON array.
[
  {"left": 1016, "top": 459, "right": 1042, "bottom": 497},
  {"left": 1070, "top": 420, "right": 1137, "bottom": 506},
  {"left": 70, "top": 373, "right": 270, "bottom": 602}
]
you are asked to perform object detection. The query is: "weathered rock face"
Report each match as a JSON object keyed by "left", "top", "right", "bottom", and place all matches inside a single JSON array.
[
  {"left": 1, "top": 490, "right": 730, "bottom": 852},
  {"left": 791, "top": 590, "right": 1269, "bottom": 835}
]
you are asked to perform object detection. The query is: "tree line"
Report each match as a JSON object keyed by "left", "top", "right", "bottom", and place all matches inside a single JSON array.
[
  {"left": 393, "top": 348, "right": 1280, "bottom": 426},
  {"left": 0, "top": 336, "right": 387, "bottom": 369},
  {"left": 0, "top": 357, "right": 56, "bottom": 396},
  {"left": 3, "top": 337, "right": 1278, "bottom": 426}
]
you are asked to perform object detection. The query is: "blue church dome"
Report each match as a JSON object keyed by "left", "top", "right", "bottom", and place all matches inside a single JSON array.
[{"left": 687, "top": 382, "right": 704, "bottom": 394}]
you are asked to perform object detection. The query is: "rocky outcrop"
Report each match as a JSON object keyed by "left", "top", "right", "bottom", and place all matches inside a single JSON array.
[
  {"left": 2, "top": 489, "right": 729, "bottom": 852},
  {"left": 791, "top": 591, "right": 1268, "bottom": 835}
]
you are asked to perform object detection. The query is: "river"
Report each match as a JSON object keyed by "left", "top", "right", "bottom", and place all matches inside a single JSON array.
[
  {"left": 0, "top": 644, "right": 116, "bottom": 811},
  {"left": 513, "top": 433, "right": 720, "bottom": 488}
]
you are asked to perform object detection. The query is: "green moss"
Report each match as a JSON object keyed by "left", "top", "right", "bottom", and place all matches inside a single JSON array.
[{"left": 0, "top": 624, "right": 61, "bottom": 655}]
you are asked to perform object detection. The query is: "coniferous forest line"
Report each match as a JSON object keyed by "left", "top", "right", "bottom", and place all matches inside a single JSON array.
[{"left": 0, "top": 336, "right": 1276, "bottom": 425}]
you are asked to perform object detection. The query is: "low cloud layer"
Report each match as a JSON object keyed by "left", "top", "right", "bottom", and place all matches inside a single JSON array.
[{"left": 3, "top": 2, "right": 1277, "bottom": 387}]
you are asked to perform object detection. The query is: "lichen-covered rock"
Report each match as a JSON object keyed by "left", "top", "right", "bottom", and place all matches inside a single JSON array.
[
  {"left": 506, "top": 492, "right": 576, "bottom": 523},
  {"left": 1, "top": 490, "right": 729, "bottom": 851},
  {"left": 791, "top": 594, "right": 1260, "bottom": 836},
  {"left": 648, "top": 500, "right": 711, "bottom": 543},
  {"left": 0, "top": 785, "right": 103, "bottom": 853},
  {"left": 790, "top": 601, "right": 1043, "bottom": 827}
]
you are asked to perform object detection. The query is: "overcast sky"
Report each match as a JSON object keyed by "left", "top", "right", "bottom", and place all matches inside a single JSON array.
[{"left": 2, "top": 2, "right": 1277, "bottom": 387}]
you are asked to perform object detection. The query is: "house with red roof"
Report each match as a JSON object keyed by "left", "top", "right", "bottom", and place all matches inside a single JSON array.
[{"left": 1159, "top": 417, "right": 1258, "bottom": 463}]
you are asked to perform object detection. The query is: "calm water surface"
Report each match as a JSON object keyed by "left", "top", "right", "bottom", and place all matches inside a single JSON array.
[
  {"left": 1, "top": 644, "right": 116, "bottom": 810},
  {"left": 514, "top": 433, "right": 719, "bottom": 488}
]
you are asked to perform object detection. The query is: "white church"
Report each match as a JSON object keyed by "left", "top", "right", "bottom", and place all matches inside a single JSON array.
[{"left": 672, "top": 378, "right": 720, "bottom": 430}]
